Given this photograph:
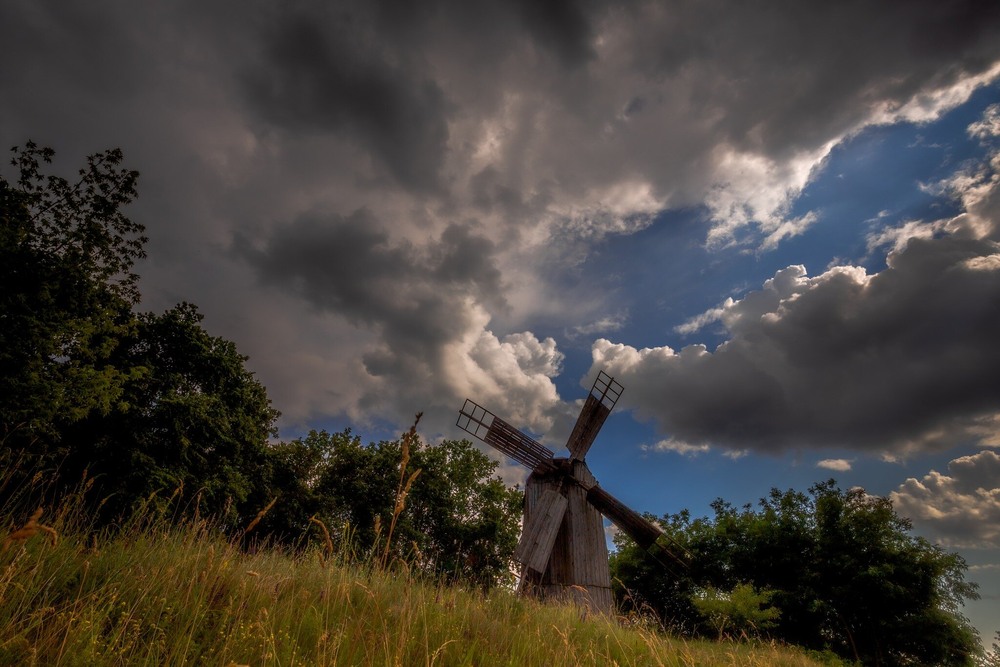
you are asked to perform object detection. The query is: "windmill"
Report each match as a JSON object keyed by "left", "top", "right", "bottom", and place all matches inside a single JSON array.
[{"left": 457, "top": 371, "right": 671, "bottom": 613}]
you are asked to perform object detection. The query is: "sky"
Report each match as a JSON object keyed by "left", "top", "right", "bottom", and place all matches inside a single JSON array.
[{"left": 2, "top": 0, "right": 1000, "bottom": 643}]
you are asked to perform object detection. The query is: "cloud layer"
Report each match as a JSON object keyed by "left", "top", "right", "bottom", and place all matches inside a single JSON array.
[
  {"left": 592, "top": 126, "right": 1000, "bottom": 455},
  {"left": 2, "top": 0, "right": 1000, "bottom": 437},
  {"left": 892, "top": 449, "right": 1000, "bottom": 548}
]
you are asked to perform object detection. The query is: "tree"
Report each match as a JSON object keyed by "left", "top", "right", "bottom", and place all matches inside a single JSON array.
[
  {"left": 63, "top": 303, "right": 279, "bottom": 526},
  {"left": 1, "top": 142, "right": 144, "bottom": 457},
  {"left": 1, "top": 143, "right": 278, "bottom": 528},
  {"left": 263, "top": 429, "right": 523, "bottom": 589},
  {"left": 980, "top": 631, "right": 1000, "bottom": 667},
  {"left": 395, "top": 436, "right": 522, "bottom": 587},
  {"left": 611, "top": 481, "right": 981, "bottom": 666},
  {"left": 691, "top": 583, "right": 781, "bottom": 639}
]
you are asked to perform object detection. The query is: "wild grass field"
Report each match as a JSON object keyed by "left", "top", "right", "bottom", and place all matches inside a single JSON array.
[{"left": 0, "top": 501, "right": 839, "bottom": 667}]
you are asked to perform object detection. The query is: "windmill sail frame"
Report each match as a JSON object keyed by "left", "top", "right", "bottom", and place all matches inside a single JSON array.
[
  {"left": 566, "top": 371, "right": 624, "bottom": 460},
  {"left": 457, "top": 399, "right": 555, "bottom": 470}
]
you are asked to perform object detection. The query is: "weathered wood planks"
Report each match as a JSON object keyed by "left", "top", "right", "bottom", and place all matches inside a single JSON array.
[
  {"left": 519, "top": 462, "right": 614, "bottom": 613},
  {"left": 514, "top": 487, "right": 568, "bottom": 573}
]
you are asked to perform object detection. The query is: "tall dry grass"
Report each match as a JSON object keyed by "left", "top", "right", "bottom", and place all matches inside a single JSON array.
[
  {"left": 380, "top": 413, "right": 423, "bottom": 570},
  {"left": 0, "top": 434, "right": 842, "bottom": 666},
  {"left": 0, "top": 514, "right": 838, "bottom": 666}
]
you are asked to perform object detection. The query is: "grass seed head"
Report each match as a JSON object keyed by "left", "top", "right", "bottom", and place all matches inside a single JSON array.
[
  {"left": 309, "top": 515, "right": 334, "bottom": 557},
  {"left": 3, "top": 507, "right": 57, "bottom": 551},
  {"left": 242, "top": 496, "right": 278, "bottom": 538}
]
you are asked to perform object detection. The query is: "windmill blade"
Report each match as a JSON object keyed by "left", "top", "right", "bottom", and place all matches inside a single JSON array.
[
  {"left": 457, "top": 399, "right": 555, "bottom": 470},
  {"left": 514, "top": 487, "right": 568, "bottom": 574},
  {"left": 586, "top": 484, "right": 663, "bottom": 551},
  {"left": 566, "top": 371, "right": 623, "bottom": 460},
  {"left": 566, "top": 395, "right": 610, "bottom": 460}
]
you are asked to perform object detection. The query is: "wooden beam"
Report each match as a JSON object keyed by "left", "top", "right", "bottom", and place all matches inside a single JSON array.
[
  {"left": 566, "top": 395, "right": 611, "bottom": 460},
  {"left": 514, "top": 487, "right": 568, "bottom": 574},
  {"left": 587, "top": 484, "right": 663, "bottom": 551},
  {"left": 565, "top": 371, "right": 622, "bottom": 460}
]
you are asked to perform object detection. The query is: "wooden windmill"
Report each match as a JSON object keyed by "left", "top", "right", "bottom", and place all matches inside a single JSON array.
[{"left": 457, "top": 371, "right": 666, "bottom": 613}]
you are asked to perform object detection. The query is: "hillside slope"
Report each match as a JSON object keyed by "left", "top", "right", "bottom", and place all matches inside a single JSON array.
[{"left": 0, "top": 512, "right": 841, "bottom": 667}]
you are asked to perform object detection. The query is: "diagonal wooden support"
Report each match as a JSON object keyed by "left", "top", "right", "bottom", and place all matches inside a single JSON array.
[{"left": 514, "top": 487, "right": 568, "bottom": 574}]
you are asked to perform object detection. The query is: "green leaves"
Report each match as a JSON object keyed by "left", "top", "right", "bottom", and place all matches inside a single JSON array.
[
  {"left": 692, "top": 583, "right": 781, "bottom": 639},
  {"left": 66, "top": 302, "right": 280, "bottom": 526},
  {"left": 265, "top": 430, "right": 523, "bottom": 589},
  {"left": 611, "top": 481, "right": 982, "bottom": 665},
  {"left": 1, "top": 145, "right": 277, "bottom": 532},
  {"left": 1, "top": 144, "right": 143, "bottom": 451},
  {"left": 10, "top": 141, "right": 145, "bottom": 303}
]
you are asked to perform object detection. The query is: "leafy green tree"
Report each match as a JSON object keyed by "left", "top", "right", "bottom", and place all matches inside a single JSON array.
[
  {"left": 264, "top": 429, "right": 523, "bottom": 589},
  {"left": 611, "top": 481, "right": 981, "bottom": 666},
  {"left": 1, "top": 143, "right": 278, "bottom": 528},
  {"left": 397, "top": 436, "right": 522, "bottom": 587},
  {"left": 610, "top": 508, "right": 704, "bottom": 633},
  {"left": 1, "top": 142, "right": 144, "bottom": 457},
  {"left": 63, "top": 303, "right": 279, "bottom": 526},
  {"left": 691, "top": 583, "right": 781, "bottom": 639}
]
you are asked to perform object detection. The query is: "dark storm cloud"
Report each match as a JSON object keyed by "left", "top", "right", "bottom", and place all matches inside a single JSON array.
[
  {"left": 511, "top": 0, "right": 596, "bottom": 68},
  {"left": 593, "top": 107, "right": 1000, "bottom": 457},
  {"left": 593, "top": 231, "right": 1000, "bottom": 454},
  {"left": 4, "top": 0, "right": 1000, "bottom": 436},
  {"left": 243, "top": 10, "right": 450, "bottom": 192},
  {"left": 238, "top": 0, "right": 600, "bottom": 193},
  {"left": 236, "top": 208, "right": 565, "bottom": 433},
  {"left": 236, "top": 209, "right": 517, "bottom": 413},
  {"left": 238, "top": 210, "right": 505, "bottom": 347},
  {"left": 0, "top": 3, "right": 150, "bottom": 100},
  {"left": 621, "top": 0, "right": 1000, "bottom": 157},
  {"left": 366, "top": 0, "right": 597, "bottom": 68}
]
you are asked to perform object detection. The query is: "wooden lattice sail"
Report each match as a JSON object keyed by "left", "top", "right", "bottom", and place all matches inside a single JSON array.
[{"left": 458, "top": 371, "right": 674, "bottom": 614}]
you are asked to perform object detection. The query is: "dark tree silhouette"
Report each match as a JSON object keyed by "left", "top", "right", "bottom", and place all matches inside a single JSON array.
[{"left": 612, "top": 481, "right": 981, "bottom": 666}]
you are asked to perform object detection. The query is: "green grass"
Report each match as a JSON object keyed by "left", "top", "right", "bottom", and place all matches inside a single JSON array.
[{"left": 0, "top": 513, "right": 837, "bottom": 666}]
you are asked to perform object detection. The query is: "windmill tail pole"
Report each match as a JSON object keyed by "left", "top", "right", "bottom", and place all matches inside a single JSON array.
[
  {"left": 585, "top": 484, "right": 693, "bottom": 575},
  {"left": 586, "top": 485, "right": 663, "bottom": 551},
  {"left": 647, "top": 539, "right": 691, "bottom": 577},
  {"left": 650, "top": 525, "right": 695, "bottom": 569}
]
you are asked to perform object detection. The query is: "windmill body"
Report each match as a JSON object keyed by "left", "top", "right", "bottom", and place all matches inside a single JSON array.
[
  {"left": 458, "top": 371, "right": 665, "bottom": 613},
  {"left": 520, "top": 459, "right": 612, "bottom": 609}
]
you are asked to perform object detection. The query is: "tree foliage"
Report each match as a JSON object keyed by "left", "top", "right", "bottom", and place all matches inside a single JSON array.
[
  {"left": 1, "top": 143, "right": 523, "bottom": 589},
  {"left": 61, "top": 303, "right": 280, "bottom": 525},
  {"left": 691, "top": 583, "right": 781, "bottom": 639},
  {"left": 611, "top": 481, "right": 981, "bottom": 666},
  {"left": 0, "top": 143, "right": 277, "bottom": 527},
  {"left": 1, "top": 142, "right": 144, "bottom": 450},
  {"left": 981, "top": 631, "right": 1000, "bottom": 667},
  {"left": 264, "top": 429, "right": 523, "bottom": 589}
]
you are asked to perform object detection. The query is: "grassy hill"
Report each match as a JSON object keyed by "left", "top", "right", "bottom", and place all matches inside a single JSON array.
[{"left": 0, "top": 508, "right": 840, "bottom": 666}]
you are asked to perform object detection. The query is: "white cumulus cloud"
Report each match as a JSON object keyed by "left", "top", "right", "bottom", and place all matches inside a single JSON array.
[
  {"left": 591, "top": 136, "right": 1000, "bottom": 455},
  {"left": 891, "top": 449, "right": 1000, "bottom": 548},
  {"left": 817, "top": 459, "right": 853, "bottom": 472}
]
